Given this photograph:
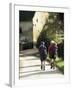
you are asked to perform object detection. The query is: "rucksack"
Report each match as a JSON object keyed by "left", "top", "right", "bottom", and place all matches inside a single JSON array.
[{"left": 49, "top": 44, "right": 57, "bottom": 55}]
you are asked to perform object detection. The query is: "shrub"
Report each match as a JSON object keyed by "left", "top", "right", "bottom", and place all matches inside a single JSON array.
[{"left": 57, "top": 40, "right": 64, "bottom": 59}]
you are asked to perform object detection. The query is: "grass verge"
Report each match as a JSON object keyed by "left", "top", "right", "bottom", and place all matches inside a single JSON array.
[{"left": 55, "top": 58, "right": 64, "bottom": 74}]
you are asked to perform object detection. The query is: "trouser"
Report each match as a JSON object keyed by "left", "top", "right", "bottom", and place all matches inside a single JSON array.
[
  {"left": 50, "top": 59, "right": 55, "bottom": 69},
  {"left": 41, "top": 60, "right": 45, "bottom": 70}
]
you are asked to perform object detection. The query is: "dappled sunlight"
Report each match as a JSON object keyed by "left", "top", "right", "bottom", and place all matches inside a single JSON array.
[
  {"left": 19, "top": 49, "right": 63, "bottom": 79},
  {"left": 19, "top": 11, "right": 64, "bottom": 79}
]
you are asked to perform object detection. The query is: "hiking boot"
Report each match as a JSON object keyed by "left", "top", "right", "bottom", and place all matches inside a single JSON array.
[
  {"left": 41, "top": 66, "right": 42, "bottom": 70},
  {"left": 50, "top": 66, "right": 52, "bottom": 69}
]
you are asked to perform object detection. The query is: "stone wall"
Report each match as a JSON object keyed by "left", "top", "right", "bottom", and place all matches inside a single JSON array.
[{"left": 33, "top": 12, "right": 49, "bottom": 43}]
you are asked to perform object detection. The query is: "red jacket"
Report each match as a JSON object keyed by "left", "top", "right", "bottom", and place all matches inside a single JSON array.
[{"left": 48, "top": 44, "right": 57, "bottom": 55}]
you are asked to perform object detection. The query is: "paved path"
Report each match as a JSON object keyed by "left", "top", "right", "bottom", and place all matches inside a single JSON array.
[{"left": 19, "top": 49, "right": 63, "bottom": 79}]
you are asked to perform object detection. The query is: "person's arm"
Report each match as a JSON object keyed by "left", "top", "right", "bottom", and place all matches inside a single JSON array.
[{"left": 48, "top": 46, "right": 50, "bottom": 54}]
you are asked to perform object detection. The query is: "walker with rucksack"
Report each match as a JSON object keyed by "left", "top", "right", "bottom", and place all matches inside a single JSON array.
[{"left": 48, "top": 40, "right": 58, "bottom": 69}]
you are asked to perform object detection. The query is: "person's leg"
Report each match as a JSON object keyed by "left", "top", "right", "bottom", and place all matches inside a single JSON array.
[
  {"left": 41, "top": 60, "right": 45, "bottom": 70},
  {"left": 50, "top": 59, "right": 53, "bottom": 69},
  {"left": 41, "top": 61, "right": 42, "bottom": 70},
  {"left": 50, "top": 58, "right": 56, "bottom": 69},
  {"left": 43, "top": 60, "right": 45, "bottom": 70},
  {"left": 50, "top": 54, "right": 55, "bottom": 69},
  {"left": 53, "top": 58, "right": 56, "bottom": 69},
  {"left": 49, "top": 56, "right": 53, "bottom": 69},
  {"left": 52, "top": 54, "right": 56, "bottom": 69},
  {"left": 49, "top": 55, "right": 53, "bottom": 69}
]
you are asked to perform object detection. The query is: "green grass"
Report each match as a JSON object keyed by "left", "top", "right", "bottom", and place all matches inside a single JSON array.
[
  {"left": 46, "top": 57, "right": 64, "bottom": 74},
  {"left": 33, "top": 53, "right": 64, "bottom": 74},
  {"left": 56, "top": 57, "right": 64, "bottom": 74}
]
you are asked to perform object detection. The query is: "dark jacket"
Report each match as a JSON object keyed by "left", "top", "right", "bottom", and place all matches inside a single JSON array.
[{"left": 39, "top": 44, "right": 47, "bottom": 61}]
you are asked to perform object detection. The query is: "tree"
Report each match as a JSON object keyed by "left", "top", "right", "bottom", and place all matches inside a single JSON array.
[
  {"left": 42, "top": 12, "right": 64, "bottom": 43},
  {"left": 36, "top": 12, "right": 64, "bottom": 53}
]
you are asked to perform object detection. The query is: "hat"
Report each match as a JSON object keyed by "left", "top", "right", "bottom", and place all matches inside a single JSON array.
[{"left": 51, "top": 40, "right": 55, "bottom": 44}]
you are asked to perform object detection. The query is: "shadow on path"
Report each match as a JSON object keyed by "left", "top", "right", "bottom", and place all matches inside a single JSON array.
[
  {"left": 19, "top": 64, "right": 49, "bottom": 68},
  {"left": 19, "top": 49, "right": 63, "bottom": 79},
  {"left": 19, "top": 69, "right": 61, "bottom": 78}
]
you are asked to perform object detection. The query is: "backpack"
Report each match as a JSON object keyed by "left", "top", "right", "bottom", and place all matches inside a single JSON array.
[
  {"left": 39, "top": 45, "right": 47, "bottom": 57},
  {"left": 49, "top": 44, "right": 57, "bottom": 55}
]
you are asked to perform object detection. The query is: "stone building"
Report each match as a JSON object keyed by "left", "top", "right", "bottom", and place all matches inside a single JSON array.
[{"left": 33, "top": 12, "right": 49, "bottom": 44}]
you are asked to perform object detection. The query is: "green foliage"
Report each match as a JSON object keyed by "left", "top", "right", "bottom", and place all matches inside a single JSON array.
[
  {"left": 36, "top": 12, "right": 64, "bottom": 49},
  {"left": 56, "top": 57, "right": 64, "bottom": 74},
  {"left": 57, "top": 40, "right": 64, "bottom": 59},
  {"left": 36, "top": 29, "right": 50, "bottom": 49},
  {"left": 43, "top": 12, "right": 64, "bottom": 43}
]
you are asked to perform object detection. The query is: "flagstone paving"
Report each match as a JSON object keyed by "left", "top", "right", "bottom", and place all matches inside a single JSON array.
[{"left": 19, "top": 49, "right": 63, "bottom": 80}]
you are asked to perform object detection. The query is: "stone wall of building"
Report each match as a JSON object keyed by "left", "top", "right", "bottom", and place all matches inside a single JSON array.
[{"left": 33, "top": 12, "right": 49, "bottom": 44}]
